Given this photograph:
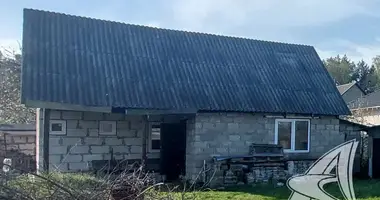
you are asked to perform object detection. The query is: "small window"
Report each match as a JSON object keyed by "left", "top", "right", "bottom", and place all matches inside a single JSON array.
[
  {"left": 275, "top": 119, "right": 310, "bottom": 153},
  {"left": 150, "top": 124, "right": 161, "bottom": 151},
  {"left": 50, "top": 120, "right": 66, "bottom": 135},
  {"left": 99, "top": 121, "right": 116, "bottom": 135}
]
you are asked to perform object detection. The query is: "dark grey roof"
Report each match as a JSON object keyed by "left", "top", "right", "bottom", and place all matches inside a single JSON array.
[
  {"left": 21, "top": 9, "right": 350, "bottom": 116},
  {"left": 349, "top": 90, "right": 380, "bottom": 109},
  {"left": 336, "top": 82, "right": 365, "bottom": 95}
]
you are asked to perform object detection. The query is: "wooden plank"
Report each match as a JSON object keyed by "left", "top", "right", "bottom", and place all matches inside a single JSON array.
[
  {"left": 25, "top": 100, "right": 112, "bottom": 113},
  {"left": 126, "top": 109, "right": 197, "bottom": 115},
  {"left": 43, "top": 108, "right": 50, "bottom": 172},
  {"left": 142, "top": 115, "right": 148, "bottom": 168}
]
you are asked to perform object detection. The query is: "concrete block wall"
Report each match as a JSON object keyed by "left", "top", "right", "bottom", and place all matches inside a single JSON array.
[
  {"left": 339, "top": 120, "right": 363, "bottom": 141},
  {"left": 37, "top": 109, "right": 152, "bottom": 172},
  {"left": 185, "top": 112, "right": 344, "bottom": 185},
  {"left": 287, "top": 160, "right": 314, "bottom": 175},
  {"left": 2, "top": 134, "right": 36, "bottom": 156},
  {"left": 0, "top": 131, "right": 36, "bottom": 172},
  {"left": 35, "top": 109, "right": 345, "bottom": 183},
  {"left": 339, "top": 120, "right": 367, "bottom": 174}
]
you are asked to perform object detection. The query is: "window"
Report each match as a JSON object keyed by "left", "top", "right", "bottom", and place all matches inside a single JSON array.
[
  {"left": 99, "top": 121, "right": 116, "bottom": 135},
  {"left": 275, "top": 119, "right": 310, "bottom": 153},
  {"left": 150, "top": 124, "right": 161, "bottom": 151},
  {"left": 50, "top": 120, "right": 66, "bottom": 135}
]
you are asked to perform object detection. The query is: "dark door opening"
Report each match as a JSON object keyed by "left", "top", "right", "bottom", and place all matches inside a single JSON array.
[
  {"left": 160, "top": 121, "right": 187, "bottom": 181},
  {"left": 373, "top": 138, "right": 380, "bottom": 178}
]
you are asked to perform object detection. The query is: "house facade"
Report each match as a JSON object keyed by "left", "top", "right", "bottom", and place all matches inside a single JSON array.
[
  {"left": 22, "top": 9, "right": 351, "bottom": 185},
  {"left": 36, "top": 109, "right": 344, "bottom": 176}
]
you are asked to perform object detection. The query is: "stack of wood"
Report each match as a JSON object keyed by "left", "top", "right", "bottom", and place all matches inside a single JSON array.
[{"left": 213, "top": 144, "right": 287, "bottom": 186}]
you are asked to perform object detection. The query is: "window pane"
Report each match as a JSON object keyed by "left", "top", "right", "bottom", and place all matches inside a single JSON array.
[
  {"left": 51, "top": 123, "right": 62, "bottom": 132},
  {"left": 151, "top": 125, "right": 161, "bottom": 149},
  {"left": 151, "top": 128, "right": 160, "bottom": 140},
  {"left": 152, "top": 124, "right": 160, "bottom": 129},
  {"left": 151, "top": 132, "right": 160, "bottom": 140},
  {"left": 101, "top": 123, "right": 113, "bottom": 133},
  {"left": 295, "top": 121, "right": 309, "bottom": 150},
  {"left": 278, "top": 122, "right": 291, "bottom": 149},
  {"left": 152, "top": 140, "right": 160, "bottom": 150}
]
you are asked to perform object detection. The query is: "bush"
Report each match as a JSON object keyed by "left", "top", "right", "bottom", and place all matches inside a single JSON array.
[
  {"left": 0, "top": 168, "right": 175, "bottom": 200},
  {"left": 5, "top": 172, "right": 110, "bottom": 200},
  {"left": 0, "top": 164, "right": 206, "bottom": 200}
]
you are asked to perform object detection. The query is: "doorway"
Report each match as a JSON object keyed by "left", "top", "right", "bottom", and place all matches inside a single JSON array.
[
  {"left": 373, "top": 138, "right": 380, "bottom": 178},
  {"left": 160, "top": 121, "right": 187, "bottom": 181}
]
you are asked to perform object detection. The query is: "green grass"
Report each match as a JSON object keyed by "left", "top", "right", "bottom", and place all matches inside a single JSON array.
[
  {"left": 167, "top": 179, "right": 380, "bottom": 200},
  {"left": 7, "top": 172, "right": 109, "bottom": 199},
  {"left": 8, "top": 173, "right": 380, "bottom": 199}
]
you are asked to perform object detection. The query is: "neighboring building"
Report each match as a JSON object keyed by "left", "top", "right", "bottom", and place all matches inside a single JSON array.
[
  {"left": 338, "top": 119, "right": 368, "bottom": 175},
  {"left": 337, "top": 82, "right": 366, "bottom": 104},
  {"left": 21, "top": 9, "right": 351, "bottom": 185},
  {"left": 342, "top": 88, "right": 380, "bottom": 178},
  {"left": 348, "top": 90, "right": 380, "bottom": 126},
  {"left": 363, "top": 125, "right": 380, "bottom": 178},
  {"left": 0, "top": 124, "right": 36, "bottom": 156},
  {"left": 0, "top": 124, "right": 36, "bottom": 172}
]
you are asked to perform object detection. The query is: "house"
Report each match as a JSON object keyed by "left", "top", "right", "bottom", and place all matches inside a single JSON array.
[
  {"left": 348, "top": 90, "right": 380, "bottom": 126},
  {"left": 337, "top": 82, "right": 366, "bottom": 104},
  {"left": 21, "top": 9, "right": 351, "bottom": 185}
]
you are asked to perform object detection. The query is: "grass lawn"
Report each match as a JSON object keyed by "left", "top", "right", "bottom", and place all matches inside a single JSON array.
[
  {"left": 169, "top": 179, "right": 380, "bottom": 200},
  {"left": 9, "top": 173, "right": 380, "bottom": 199}
]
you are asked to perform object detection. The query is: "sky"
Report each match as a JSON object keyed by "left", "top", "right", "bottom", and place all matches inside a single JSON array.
[{"left": 1, "top": 0, "right": 380, "bottom": 63}]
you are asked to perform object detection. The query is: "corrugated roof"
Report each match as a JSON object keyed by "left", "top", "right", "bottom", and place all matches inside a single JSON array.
[
  {"left": 336, "top": 82, "right": 365, "bottom": 96},
  {"left": 21, "top": 9, "right": 350, "bottom": 115},
  {"left": 349, "top": 89, "right": 380, "bottom": 109}
]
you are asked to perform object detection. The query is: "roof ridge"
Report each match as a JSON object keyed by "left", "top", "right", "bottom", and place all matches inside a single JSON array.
[
  {"left": 23, "top": 8, "right": 313, "bottom": 48},
  {"left": 337, "top": 82, "right": 356, "bottom": 87},
  {"left": 361, "top": 89, "right": 380, "bottom": 98},
  {"left": 337, "top": 81, "right": 357, "bottom": 95}
]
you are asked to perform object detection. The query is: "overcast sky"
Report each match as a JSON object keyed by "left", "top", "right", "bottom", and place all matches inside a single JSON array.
[{"left": 1, "top": 0, "right": 380, "bottom": 63}]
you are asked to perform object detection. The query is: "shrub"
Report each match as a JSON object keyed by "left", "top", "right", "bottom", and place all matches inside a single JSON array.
[
  {"left": 0, "top": 163, "right": 207, "bottom": 199},
  {"left": 5, "top": 172, "right": 110, "bottom": 200},
  {"left": 1, "top": 168, "right": 172, "bottom": 200}
]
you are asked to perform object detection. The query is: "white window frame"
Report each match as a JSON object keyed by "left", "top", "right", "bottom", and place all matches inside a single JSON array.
[
  {"left": 99, "top": 121, "right": 116, "bottom": 135},
  {"left": 274, "top": 119, "right": 310, "bottom": 153},
  {"left": 50, "top": 120, "right": 67, "bottom": 135},
  {"left": 149, "top": 122, "right": 161, "bottom": 152}
]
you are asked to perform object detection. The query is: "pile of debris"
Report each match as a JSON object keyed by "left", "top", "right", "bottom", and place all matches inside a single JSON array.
[{"left": 111, "top": 166, "right": 156, "bottom": 200}]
